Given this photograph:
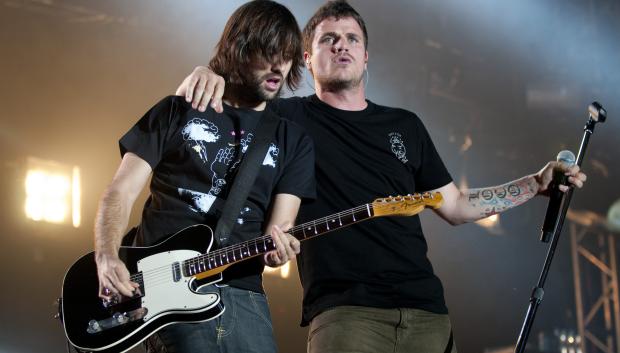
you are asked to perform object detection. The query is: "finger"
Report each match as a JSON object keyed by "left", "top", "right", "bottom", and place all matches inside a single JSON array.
[
  {"left": 275, "top": 226, "right": 289, "bottom": 258},
  {"left": 559, "top": 184, "right": 569, "bottom": 192},
  {"left": 285, "top": 242, "right": 296, "bottom": 261},
  {"left": 99, "top": 283, "right": 113, "bottom": 299},
  {"left": 176, "top": 76, "right": 190, "bottom": 99},
  {"left": 265, "top": 251, "right": 281, "bottom": 266},
  {"left": 185, "top": 75, "right": 197, "bottom": 103},
  {"left": 290, "top": 237, "right": 301, "bottom": 254},
  {"left": 271, "top": 226, "right": 288, "bottom": 261},
  {"left": 568, "top": 176, "right": 583, "bottom": 188},
  {"left": 263, "top": 253, "right": 272, "bottom": 266},
  {"left": 113, "top": 267, "right": 136, "bottom": 297},
  {"left": 198, "top": 79, "right": 216, "bottom": 112},
  {"left": 565, "top": 165, "right": 580, "bottom": 176},
  {"left": 282, "top": 233, "right": 298, "bottom": 259},
  {"left": 99, "top": 279, "right": 119, "bottom": 299},
  {"left": 211, "top": 77, "right": 225, "bottom": 113},
  {"left": 192, "top": 76, "right": 207, "bottom": 110}
]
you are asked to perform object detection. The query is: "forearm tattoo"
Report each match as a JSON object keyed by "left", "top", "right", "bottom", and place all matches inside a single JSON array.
[{"left": 467, "top": 176, "right": 539, "bottom": 217}]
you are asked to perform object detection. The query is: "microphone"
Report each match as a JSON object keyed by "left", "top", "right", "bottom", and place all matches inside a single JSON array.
[{"left": 540, "top": 150, "right": 576, "bottom": 242}]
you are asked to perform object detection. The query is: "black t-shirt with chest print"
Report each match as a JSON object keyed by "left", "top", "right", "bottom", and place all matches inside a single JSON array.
[
  {"left": 270, "top": 95, "right": 453, "bottom": 325},
  {"left": 119, "top": 95, "right": 315, "bottom": 293}
]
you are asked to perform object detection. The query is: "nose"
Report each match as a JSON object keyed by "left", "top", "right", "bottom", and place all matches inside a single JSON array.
[
  {"left": 332, "top": 38, "right": 349, "bottom": 53},
  {"left": 267, "top": 60, "right": 283, "bottom": 74}
]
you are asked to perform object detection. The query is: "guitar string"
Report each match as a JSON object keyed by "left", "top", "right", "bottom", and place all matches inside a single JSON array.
[
  {"left": 112, "top": 196, "right": 433, "bottom": 298},
  {"left": 124, "top": 203, "right": 376, "bottom": 286},
  {"left": 175, "top": 203, "right": 376, "bottom": 274},
  {"left": 127, "top": 196, "right": 429, "bottom": 284}
]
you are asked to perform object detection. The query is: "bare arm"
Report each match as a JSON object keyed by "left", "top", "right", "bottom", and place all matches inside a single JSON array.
[
  {"left": 95, "top": 153, "right": 152, "bottom": 298},
  {"left": 176, "top": 66, "right": 225, "bottom": 113},
  {"left": 261, "top": 193, "right": 302, "bottom": 268},
  {"left": 433, "top": 161, "right": 586, "bottom": 225}
]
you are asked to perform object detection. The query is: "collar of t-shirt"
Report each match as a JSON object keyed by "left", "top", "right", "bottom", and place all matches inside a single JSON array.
[
  {"left": 309, "top": 94, "right": 376, "bottom": 119},
  {"left": 221, "top": 102, "right": 264, "bottom": 121}
]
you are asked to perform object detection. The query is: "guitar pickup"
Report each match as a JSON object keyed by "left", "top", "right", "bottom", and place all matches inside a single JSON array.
[
  {"left": 172, "top": 262, "right": 181, "bottom": 282},
  {"left": 87, "top": 307, "right": 148, "bottom": 334}
]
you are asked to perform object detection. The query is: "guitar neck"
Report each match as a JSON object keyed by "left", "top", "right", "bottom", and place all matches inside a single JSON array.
[
  {"left": 182, "top": 192, "right": 443, "bottom": 278},
  {"left": 182, "top": 203, "right": 376, "bottom": 277}
]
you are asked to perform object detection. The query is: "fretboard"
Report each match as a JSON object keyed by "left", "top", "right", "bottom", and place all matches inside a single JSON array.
[{"left": 182, "top": 203, "right": 375, "bottom": 276}]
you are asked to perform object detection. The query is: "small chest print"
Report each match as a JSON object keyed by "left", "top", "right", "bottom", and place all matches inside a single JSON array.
[{"left": 388, "top": 132, "right": 408, "bottom": 164}]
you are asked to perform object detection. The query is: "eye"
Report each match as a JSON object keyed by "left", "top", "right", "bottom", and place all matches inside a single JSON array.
[{"left": 321, "top": 36, "right": 334, "bottom": 44}]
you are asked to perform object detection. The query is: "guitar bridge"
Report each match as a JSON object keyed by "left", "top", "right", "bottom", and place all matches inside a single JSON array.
[{"left": 87, "top": 307, "right": 148, "bottom": 334}]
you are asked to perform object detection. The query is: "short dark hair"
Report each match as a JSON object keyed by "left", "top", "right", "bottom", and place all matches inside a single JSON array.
[
  {"left": 209, "top": 0, "right": 303, "bottom": 90},
  {"left": 303, "top": 0, "right": 368, "bottom": 55}
]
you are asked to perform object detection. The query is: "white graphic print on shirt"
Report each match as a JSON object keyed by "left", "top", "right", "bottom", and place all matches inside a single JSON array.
[
  {"left": 262, "top": 143, "right": 279, "bottom": 168},
  {"left": 178, "top": 119, "right": 279, "bottom": 215},
  {"left": 181, "top": 118, "right": 221, "bottom": 163},
  {"left": 389, "top": 132, "right": 408, "bottom": 164}
]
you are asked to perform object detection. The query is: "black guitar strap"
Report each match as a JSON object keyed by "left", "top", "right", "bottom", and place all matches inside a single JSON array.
[{"left": 213, "top": 108, "right": 280, "bottom": 246}]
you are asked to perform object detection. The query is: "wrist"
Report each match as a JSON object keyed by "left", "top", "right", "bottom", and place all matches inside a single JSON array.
[
  {"left": 95, "top": 248, "right": 119, "bottom": 262},
  {"left": 529, "top": 173, "right": 543, "bottom": 195}
]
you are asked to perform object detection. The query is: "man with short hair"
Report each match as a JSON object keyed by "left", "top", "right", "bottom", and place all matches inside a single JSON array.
[
  {"left": 176, "top": 1, "right": 587, "bottom": 352},
  {"left": 94, "top": 1, "right": 315, "bottom": 352}
]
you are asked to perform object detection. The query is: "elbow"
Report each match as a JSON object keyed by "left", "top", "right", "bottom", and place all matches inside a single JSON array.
[
  {"left": 446, "top": 217, "right": 466, "bottom": 226},
  {"left": 436, "top": 207, "right": 466, "bottom": 226}
]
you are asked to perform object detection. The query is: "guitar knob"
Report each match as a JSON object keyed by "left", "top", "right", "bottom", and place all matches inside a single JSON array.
[
  {"left": 113, "top": 312, "right": 128, "bottom": 324},
  {"left": 88, "top": 320, "right": 101, "bottom": 333}
]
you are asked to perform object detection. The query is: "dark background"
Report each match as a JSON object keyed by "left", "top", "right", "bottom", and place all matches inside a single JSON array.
[{"left": 1, "top": 1, "right": 619, "bottom": 352}]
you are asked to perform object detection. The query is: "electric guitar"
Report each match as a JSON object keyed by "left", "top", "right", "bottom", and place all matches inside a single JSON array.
[{"left": 59, "top": 192, "right": 443, "bottom": 352}]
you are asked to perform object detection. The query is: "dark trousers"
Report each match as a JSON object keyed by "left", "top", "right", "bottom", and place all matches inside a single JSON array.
[{"left": 308, "top": 305, "right": 456, "bottom": 353}]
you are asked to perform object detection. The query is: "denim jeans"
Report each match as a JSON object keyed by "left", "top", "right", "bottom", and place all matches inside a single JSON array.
[
  {"left": 308, "top": 305, "right": 456, "bottom": 353},
  {"left": 145, "top": 285, "right": 277, "bottom": 353}
]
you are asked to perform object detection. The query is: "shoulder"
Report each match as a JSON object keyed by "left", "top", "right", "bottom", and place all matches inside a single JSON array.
[
  {"left": 276, "top": 115, "right": 312, "bottom": 139},
  {"left": 369, "top": 101, "right": 425, "bottom": 126},
  {"left": 268, "top": 96, "right": 310, "bottom": 121},
  {"left": 144, "top": 95, "right": 193, "bottom": 120}
]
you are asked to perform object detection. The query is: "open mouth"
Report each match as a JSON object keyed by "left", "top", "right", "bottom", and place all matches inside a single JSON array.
[
  {"left": 264, "top": 75, "right": 282, "bottom": 90},
  {"left": 334, "top": 55, "right": 353, "bottom": 64}
]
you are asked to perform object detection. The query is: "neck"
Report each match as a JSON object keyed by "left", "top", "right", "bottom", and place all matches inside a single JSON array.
[
  {"left": 315, "top": 82, "right": 367, "bottom": 111},
  {"left": 223, "top": 84, "right": 267, "bottom": 111}
]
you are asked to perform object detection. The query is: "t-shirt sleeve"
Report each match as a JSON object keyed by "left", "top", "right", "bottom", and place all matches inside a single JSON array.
[
  {"left": 413, "top": 117, "right": 453, "bottom": 192},
  {"left": 119, "top": 96, "right": 180, "bottom": 169},
  {"left": 273, "top": 129, "right": 316, "bottom": 201}
]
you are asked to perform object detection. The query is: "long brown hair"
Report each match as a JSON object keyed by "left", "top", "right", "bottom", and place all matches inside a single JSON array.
[{"left": 209, "top": 0, "right": 303, "bottom": 91}]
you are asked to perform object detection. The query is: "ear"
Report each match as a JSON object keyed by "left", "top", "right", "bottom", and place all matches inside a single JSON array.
[
  {"left": 364, "top": 51, "right": 369, "bottom": 70},
  {"left": 303, "top": 51, "right": 312, "bottom": 71}
]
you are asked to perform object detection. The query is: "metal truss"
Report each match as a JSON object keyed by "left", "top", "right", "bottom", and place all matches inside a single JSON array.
[{"left": 570, "top": 210, "right": 620, "bottom": 353}]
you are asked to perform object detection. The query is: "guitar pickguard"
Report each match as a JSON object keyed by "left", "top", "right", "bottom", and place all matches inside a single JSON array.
[{"left": 137, "top": 250, "right": 220, "bottom": 321}]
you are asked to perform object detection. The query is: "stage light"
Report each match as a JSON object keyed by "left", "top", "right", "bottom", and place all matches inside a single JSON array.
[
  {"left": 24, "top": 157, "right": 81, "bottom": 228},
  {"left": 607, "top": 198, "right": 620, "bottom": 232}
]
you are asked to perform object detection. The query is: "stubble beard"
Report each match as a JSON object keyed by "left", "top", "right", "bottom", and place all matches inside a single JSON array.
[
  {"left": 242, "top": 72, "right": 283, "bottom": 103},
  {"left": 316, "top": 70, "right": 364, "bottom": 93}
]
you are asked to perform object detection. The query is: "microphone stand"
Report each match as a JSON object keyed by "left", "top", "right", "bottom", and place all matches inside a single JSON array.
[{"left": 514, "top": 102, "right": 607, "bottom": 353}]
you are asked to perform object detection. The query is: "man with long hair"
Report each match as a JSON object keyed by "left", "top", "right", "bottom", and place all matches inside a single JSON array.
[
  {"left": 94, "top": 1, "right": 314, "bottom": 352},
  {"left": 176, "top": 1, "right": 587, "bottom": 352}
]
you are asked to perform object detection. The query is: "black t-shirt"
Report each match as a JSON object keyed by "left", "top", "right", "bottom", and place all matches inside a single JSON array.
[
  {"left": 269, "top": 95, "right": 453, "bottom": 325},
  {"left": 119, "top": 95, "right": 315, "bottom": 293}
]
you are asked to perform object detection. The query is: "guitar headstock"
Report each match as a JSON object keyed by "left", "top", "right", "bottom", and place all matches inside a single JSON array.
[{"left": 372, "top": 192, "right": 443, "bottom": 217}]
